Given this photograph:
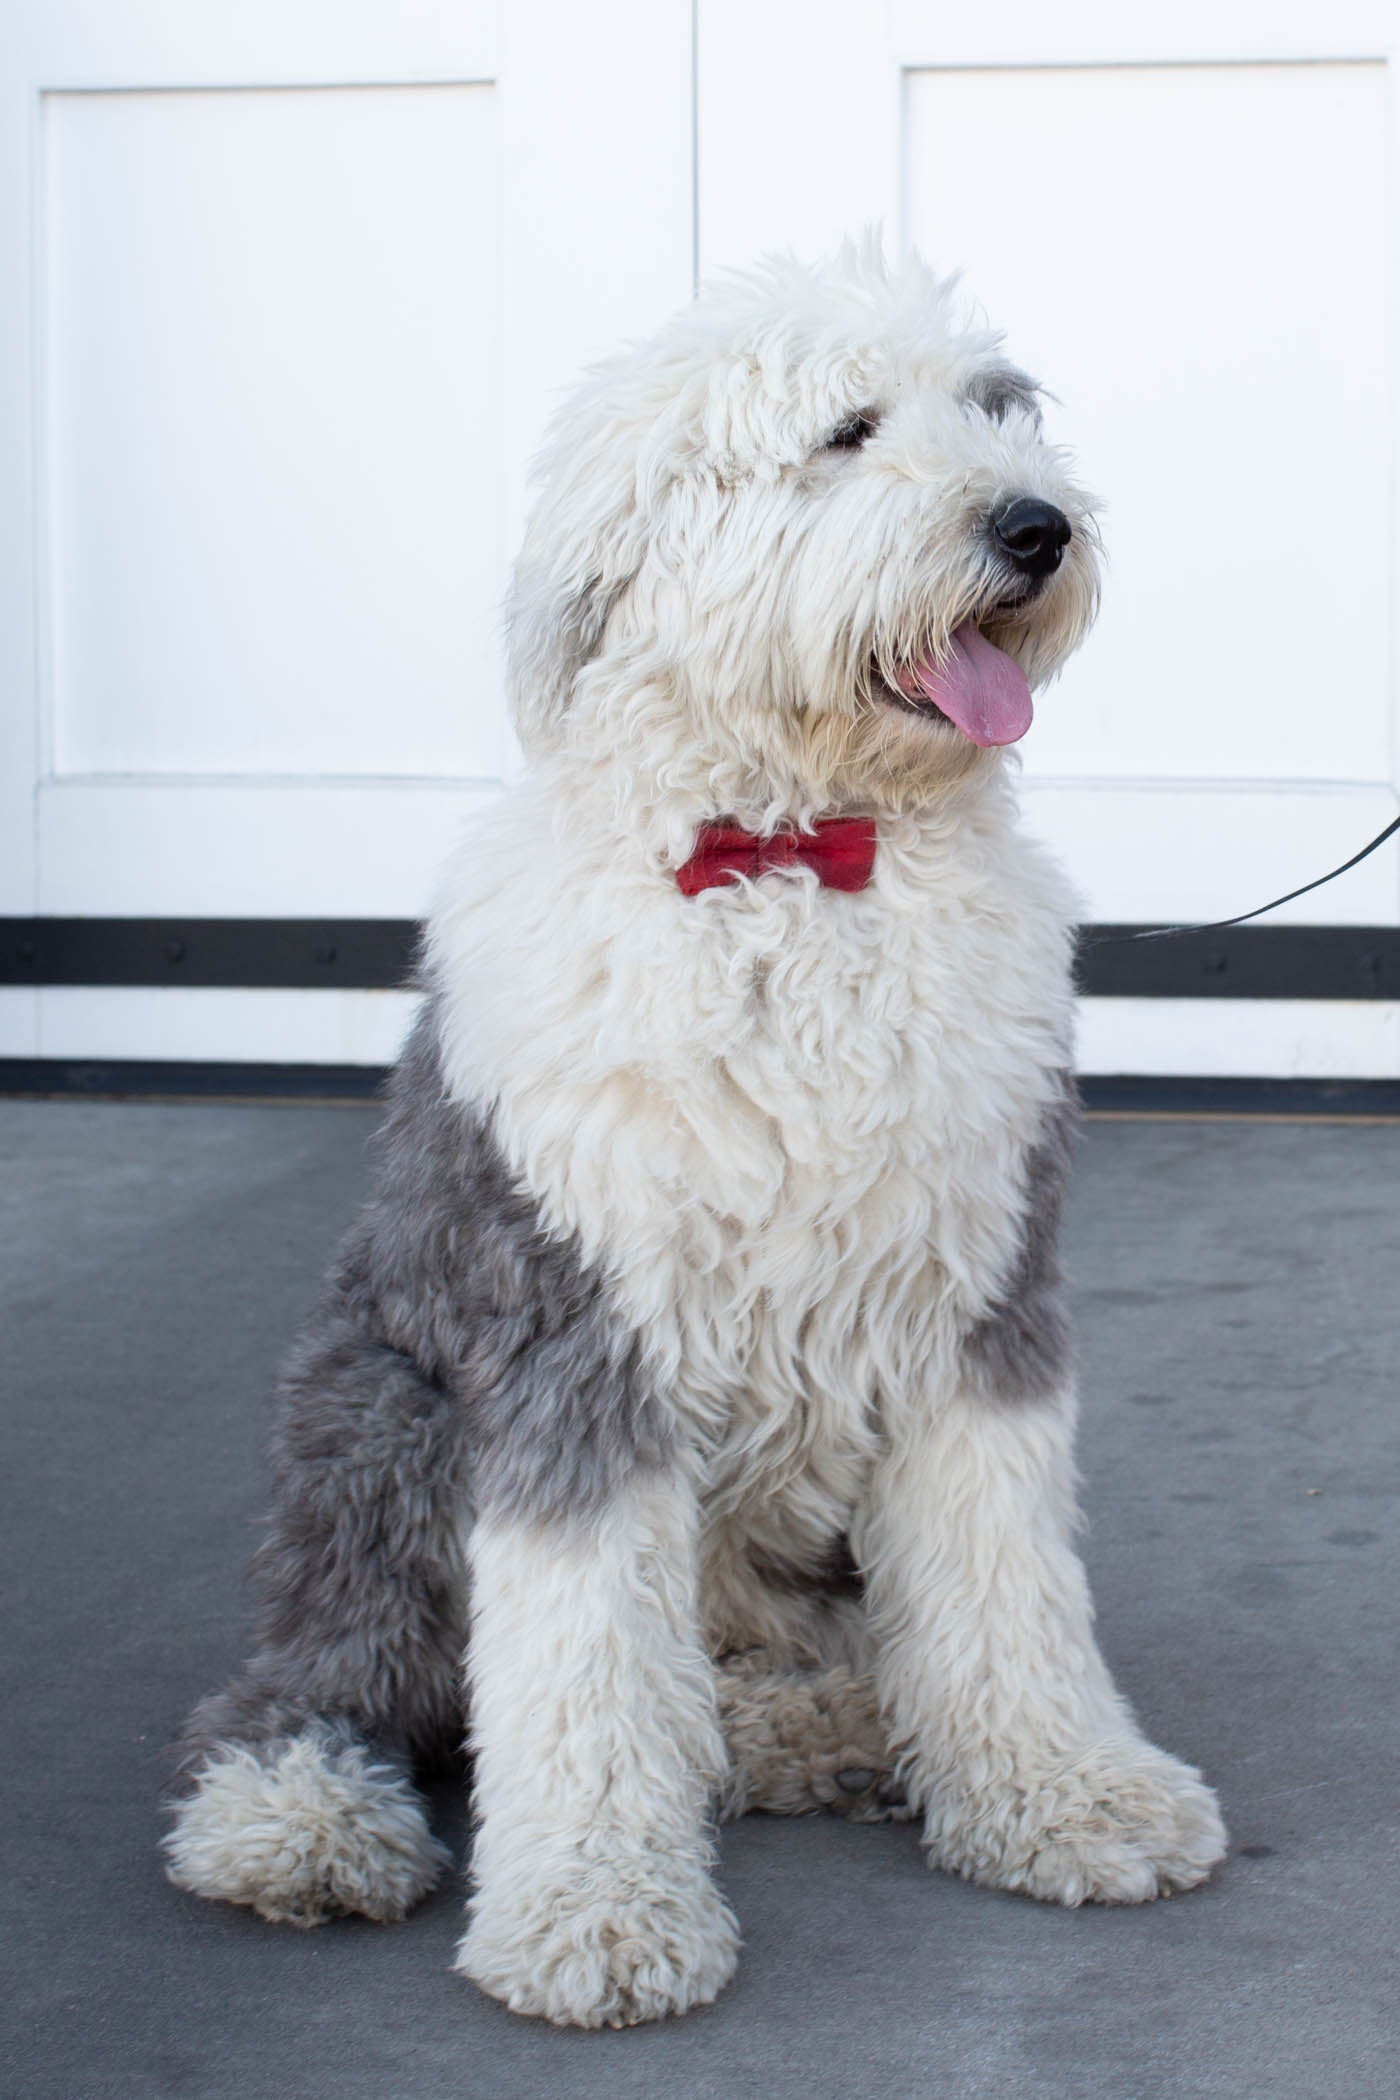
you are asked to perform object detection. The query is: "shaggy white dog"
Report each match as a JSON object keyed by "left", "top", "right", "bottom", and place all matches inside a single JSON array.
[{"left": 165, "top": 243, "right": 1227, "bottom": 2027}]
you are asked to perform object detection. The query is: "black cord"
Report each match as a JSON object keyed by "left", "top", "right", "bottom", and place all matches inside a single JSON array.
[{"left": 1088, "top": 813, "right": 1400, "bottom": 948}]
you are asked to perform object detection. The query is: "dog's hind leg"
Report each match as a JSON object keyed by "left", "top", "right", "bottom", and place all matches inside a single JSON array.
[
  {"left": 702, "top": 1528, "right": 905, "bottom": 1821},
  {"left": 163, "top": 1260, "right": 466, "bottom": 1927},
  {"left": 716, "top": 1651, "right": 908, "bottom": 1823}
]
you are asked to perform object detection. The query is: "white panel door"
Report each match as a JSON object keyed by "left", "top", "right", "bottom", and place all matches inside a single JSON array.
[
  {"left": 1, "top": 0, "right": 693, "bottom": 1064},
  {"left": 698, "top": 0, "right": 1400, "bottom": 1078}
]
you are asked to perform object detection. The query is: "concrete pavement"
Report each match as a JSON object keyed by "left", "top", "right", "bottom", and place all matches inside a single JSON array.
[{"left": 2, "top": 1099, "right": 1395, "bottom": 2099}]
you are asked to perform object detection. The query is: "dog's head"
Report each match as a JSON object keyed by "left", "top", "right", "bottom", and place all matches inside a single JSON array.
[{"left": 508, "top": 241, "right": 1101, "bottom": 813}]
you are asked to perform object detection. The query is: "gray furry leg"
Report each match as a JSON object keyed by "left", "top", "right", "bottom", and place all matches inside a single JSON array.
[
  {"left": 716, "top": 1652, "right": 908, "bottom": 1824},
  {"left": 165, "top": 1263, "right": 467, "bottom": 1925}
]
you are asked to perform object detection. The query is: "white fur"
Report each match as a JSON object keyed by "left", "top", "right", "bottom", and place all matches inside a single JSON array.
[
  {"left": 426, "top": 245, "right": 1224, "bottom": 2022},
  {"left": 455, "top": 1473, "right": 739, "bottom": 2028},
  {"left": 436, "top": 780, "right": 1077, "bottom": 1657},
  {"left": 164, "top": 1732, "right": 450, "bottom": 1927},
  {"left": 855, "top": 1386, "right": 1227, "bottom": 1902}
]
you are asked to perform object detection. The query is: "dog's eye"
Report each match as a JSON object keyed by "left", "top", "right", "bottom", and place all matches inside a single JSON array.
[
  {"left": 966, "top": 368, "right": 1041, "bottom": 427},
  {"left": 823, "top": 411, "right": 880, "bottom": 452}
]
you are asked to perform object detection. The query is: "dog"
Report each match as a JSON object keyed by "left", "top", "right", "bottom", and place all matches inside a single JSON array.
[{"left": 164, "top": 241, "right": 1227, "bottom": 2027}]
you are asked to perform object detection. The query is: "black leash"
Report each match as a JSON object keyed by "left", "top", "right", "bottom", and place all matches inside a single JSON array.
[{"left": 1087, "top": 813, "right": 1400, "bottom": 947}]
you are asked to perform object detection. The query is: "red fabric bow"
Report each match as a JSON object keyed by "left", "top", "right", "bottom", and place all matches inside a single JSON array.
[{"left": 676, "top": 817, "right": 877, "bottom": 897}]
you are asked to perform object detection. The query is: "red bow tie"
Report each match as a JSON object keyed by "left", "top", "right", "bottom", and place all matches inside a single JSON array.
[{"left": 676, "top": 817, "right": 877, "bottom": 897}]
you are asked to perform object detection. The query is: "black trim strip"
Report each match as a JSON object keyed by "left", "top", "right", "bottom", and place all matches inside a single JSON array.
[
  {"left": 1079, "top": 924, "right": 1400, "bottom": 1000},
  {"left": 1, "top": 918, "right": 1398, "bottom": 999},
  {"left": 1081, "top": 1075, "right": 1400, "bottom": 1118},
  {"left": 0, "top": 1059, "right": 390, "bottom": 1101},
  {"left": 3, "top": 1059, "right": 1398, "bottom": 1117},
  {"left": 0, "top": 919, "right": 418, "bottom": 989}
]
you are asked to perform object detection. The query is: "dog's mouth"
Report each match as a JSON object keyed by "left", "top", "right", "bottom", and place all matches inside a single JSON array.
[{"left": 875, "top": 618, "right": 1035, "bottom": 748}]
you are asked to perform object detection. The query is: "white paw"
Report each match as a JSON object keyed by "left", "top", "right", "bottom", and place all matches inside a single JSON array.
[
  {"left": 164, "top": 1731, "right": 450, "bottom": 1927},
  {"left": 455, "top": 1863, "right": 740, "bottom": 2027},
  {"left": 927, "top": 1738, "right": 1227, "bottom": 1906}
]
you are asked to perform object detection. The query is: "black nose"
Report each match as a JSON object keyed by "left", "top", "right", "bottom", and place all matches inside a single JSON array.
[{"left": 993, "top": 497, "right": 1072, "bottom": 579}]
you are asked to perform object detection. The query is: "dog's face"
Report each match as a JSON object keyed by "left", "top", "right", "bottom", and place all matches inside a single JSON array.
[{"left": 509, "top": 246, "right": 1101, "bottom": 812}]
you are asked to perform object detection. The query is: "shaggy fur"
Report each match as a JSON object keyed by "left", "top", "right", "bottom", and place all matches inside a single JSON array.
[
  {"left": 166, "top": 242, "right": 1226, "bottom": 2028},
  {"left": 164, "top": 1727, "right": 450, "bottom": 1927}
]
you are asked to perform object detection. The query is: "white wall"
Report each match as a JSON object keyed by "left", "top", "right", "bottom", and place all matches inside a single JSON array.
[{"left": 2, "top": 1, "right": 1398, "bottom": 1077}]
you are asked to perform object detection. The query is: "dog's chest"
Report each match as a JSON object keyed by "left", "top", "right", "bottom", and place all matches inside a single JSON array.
[
  {"left": 440, "top": 811, "right": 1075, "bottom": 1493},
  {"left": 582, "top": 931, "right": 1026, "bottom": 1501}
]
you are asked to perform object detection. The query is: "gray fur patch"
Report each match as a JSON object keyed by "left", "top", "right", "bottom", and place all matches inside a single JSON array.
[
  {"left": 962, "top": 1072, "right": 1078, "bottom": 1402},
  {"left": 175, "top": 1006, "right": 669, "bottom": 1781},
  {"left": 366, "top": 1008, "right": 672, "bottom": 1523},
  {"left": 963, "top": 361, "right": 1043, "bottom": 428}
]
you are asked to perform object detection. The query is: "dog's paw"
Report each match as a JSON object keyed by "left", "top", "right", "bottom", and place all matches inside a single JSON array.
[
  {"left": 455, "top": 1863, "right": 739, "bottom": 2027},
  {"left": 790, "top": 1668, "right": 912, "bottom": 1824},
  {"left": 164, "top": 1730, "right": 450, "bottom": 1927},
  {"left": 718, "top": 1659, "right": 910, "bottom": 1823},
  {"left": 926, "top": 1738, "right": 1227, "bottom": 1906},
  {"left": 819, "top": 1762, "right": 912, "bottom": 1823}
]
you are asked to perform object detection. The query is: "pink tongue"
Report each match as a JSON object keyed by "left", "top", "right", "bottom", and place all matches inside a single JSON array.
[{"left": 899, "top": 623, "right": 1033, "bottom": 747}]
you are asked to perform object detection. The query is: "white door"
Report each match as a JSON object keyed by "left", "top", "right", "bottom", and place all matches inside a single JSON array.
[
  {"left": 0, "top": 0, "right": 693, "bottom": 1068},
  {"left": 699, "top": 0, "right": 1400, "bottom": 1081}
]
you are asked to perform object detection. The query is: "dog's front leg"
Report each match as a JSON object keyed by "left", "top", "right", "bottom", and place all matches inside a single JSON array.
[
  {"left": 856, "top": 1381, "right": 1227, "bottom": 1906},
  {"left": 455, "top": 1467, "right": 739, "bottom": 2028}
]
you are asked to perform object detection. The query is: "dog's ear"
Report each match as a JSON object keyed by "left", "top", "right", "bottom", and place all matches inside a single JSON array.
[{"left": 506, "top": 365, "right": 649, "bottom": 756}]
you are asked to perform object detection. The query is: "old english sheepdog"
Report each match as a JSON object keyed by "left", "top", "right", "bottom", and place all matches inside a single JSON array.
[{"left": 165, "top": 244, "right": 1227, "bottom": 2026}]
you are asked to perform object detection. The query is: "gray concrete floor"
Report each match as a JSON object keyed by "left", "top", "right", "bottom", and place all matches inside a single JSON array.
[{"left": 1, "top": 1100, "right": 1397, "bottom": 2100}]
